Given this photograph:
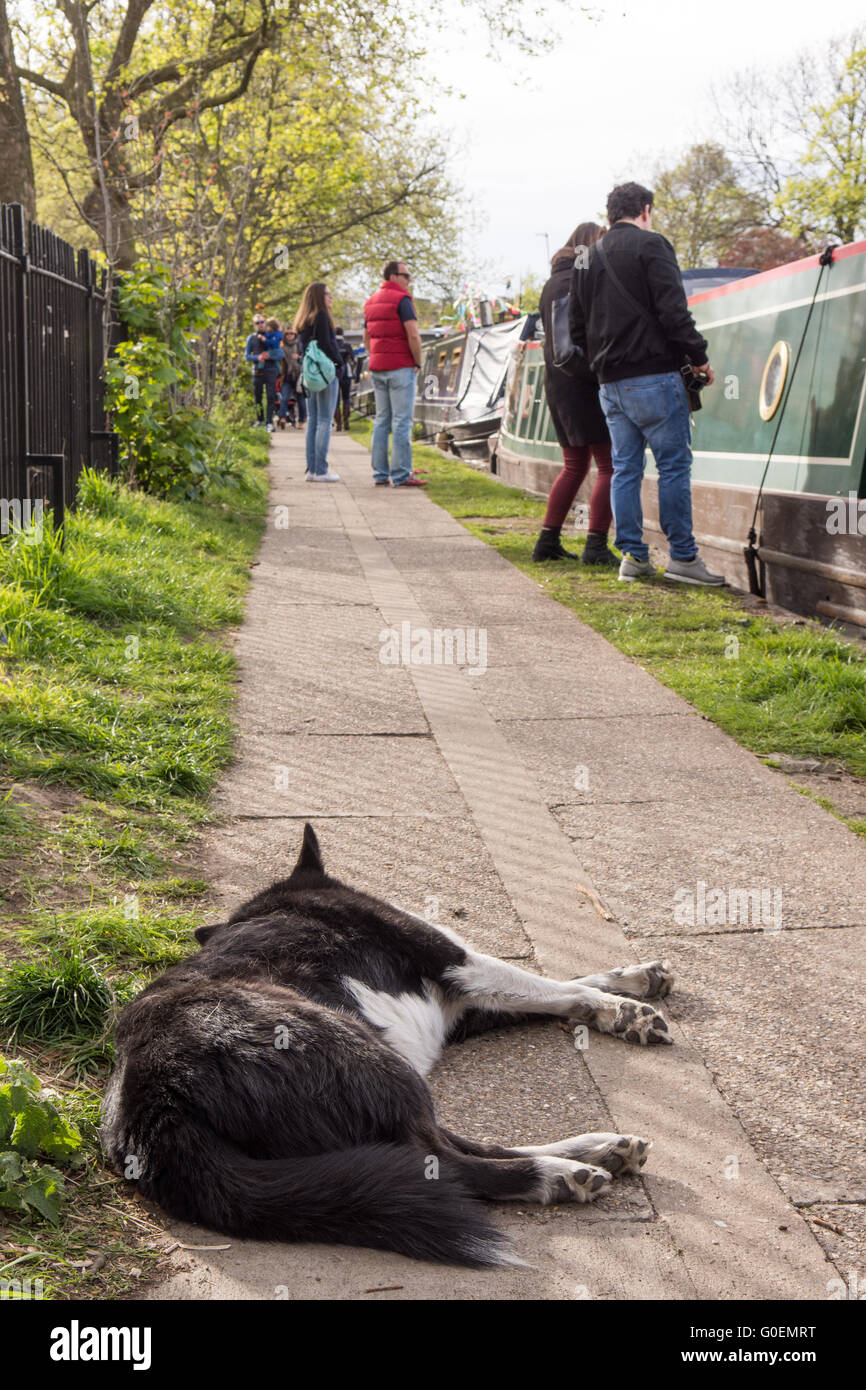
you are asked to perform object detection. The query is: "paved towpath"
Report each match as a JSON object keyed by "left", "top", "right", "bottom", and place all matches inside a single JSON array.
[{"left": 146, "top": 429, "right": 865, "bottom": 1300}]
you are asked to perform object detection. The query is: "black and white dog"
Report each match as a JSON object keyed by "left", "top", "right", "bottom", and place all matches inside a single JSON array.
[{"left": 102, "top": 824, "right": 673, "bottom": 1267}]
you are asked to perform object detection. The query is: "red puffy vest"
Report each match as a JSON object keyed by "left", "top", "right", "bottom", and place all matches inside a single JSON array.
[{"left": 364, "top": 281, "right": 416, "bottom": 371}]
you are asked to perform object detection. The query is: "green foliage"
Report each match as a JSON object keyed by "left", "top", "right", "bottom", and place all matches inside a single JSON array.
[
  {"left": 106, "top": 264, "right": 238, "bottom": 499},
  {"left": 778, "top": 45, "right": 866, "bottom": 243},
  {"left": 0, "top": 950, "right": 115, "bottom": 1046},
  {"left": 651, "top": 143, "right": 765, "bottom": 268},
  {"left": 0, "top": 1056, "right": 82, "bottom": 1223},
  {"left": 0, "top": 446, "right": 265, "bottom": 816}
]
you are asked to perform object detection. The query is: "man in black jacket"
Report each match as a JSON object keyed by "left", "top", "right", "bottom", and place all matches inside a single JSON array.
[{"left": 569, "top": 181, "right": 724, "bottom": 586}]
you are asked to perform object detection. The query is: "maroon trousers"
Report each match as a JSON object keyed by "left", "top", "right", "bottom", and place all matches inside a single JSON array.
[{"left": 543, "top": 444, "right": 613, "bottom": 532}]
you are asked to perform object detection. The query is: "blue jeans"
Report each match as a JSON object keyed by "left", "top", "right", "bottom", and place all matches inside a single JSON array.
[
  {"left": 305, "top": 378, "right": 339, "bottom": 475},
  {"left": 253, "top": 365, "right": 278, "bottom": 424},
  {"left": 371, "top": 367, "right": 416, "bottom": 484},
  {"left": 598, "top": 371, "right": 697, "bottom": 563}
]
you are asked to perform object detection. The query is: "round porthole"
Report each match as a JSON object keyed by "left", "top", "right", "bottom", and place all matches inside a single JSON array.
[{"left": 759, "top": 340, "right": 790, "bottom": 421}]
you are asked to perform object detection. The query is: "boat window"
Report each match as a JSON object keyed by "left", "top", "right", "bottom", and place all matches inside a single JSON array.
[
  {"left": 447, "top": 348, "right": 463, "bottom": 391},
  {"left": 438, "top": 351, "right": 448, "bottom": 368},
  {"left": 759, "top": 340, "right": 790, "bottom": 421}
]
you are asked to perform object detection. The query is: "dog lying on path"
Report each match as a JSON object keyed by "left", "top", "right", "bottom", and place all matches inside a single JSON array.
[{"left": 102, "top": 824, "right": 673, "bottom": 1267}]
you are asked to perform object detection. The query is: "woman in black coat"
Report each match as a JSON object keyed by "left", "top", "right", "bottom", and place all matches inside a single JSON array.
[{"left": 532, "top": 223, "right": 616, "bottom": 563}]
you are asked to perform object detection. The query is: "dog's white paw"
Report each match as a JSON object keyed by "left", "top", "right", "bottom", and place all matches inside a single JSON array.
[
  {"left": 543, "top": 1132, "right": 651, "bottom": 1176},
  {"left": 593, "top": 1133, "right": 651, "bottom": 1176},
  {"left": 604, "top": 960, "right": 674, "bottom": 1000},
  {"left": 581, "top": 994, "right": 673, "bottom": 1045},
  {"left": 533, "top": 1156, "right": 612, "bottom": 1205}
]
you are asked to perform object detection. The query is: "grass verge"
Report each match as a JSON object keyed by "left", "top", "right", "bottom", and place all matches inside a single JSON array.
[{"left": 0, "top": 426, "right": 268, "bottom": 1298}]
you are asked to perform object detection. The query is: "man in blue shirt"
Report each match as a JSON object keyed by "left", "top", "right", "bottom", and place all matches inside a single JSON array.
[{"left": 245, "top": 314, "right": 279, "bottom": 429}]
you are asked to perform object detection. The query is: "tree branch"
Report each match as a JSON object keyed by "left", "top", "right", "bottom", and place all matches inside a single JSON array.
[
  {"left": 105, "top": 0, "right": 154, "bottom": 86},
  {"left": 15, "top": 64, "right": 67, "bottom": 99}
]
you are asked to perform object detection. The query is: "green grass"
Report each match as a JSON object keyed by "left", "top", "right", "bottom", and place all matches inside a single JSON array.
[
  {"left": 0, "top": 424, "right": 268, "bottom": 1295},
  {"left": 352, "top": 423, "right": 866, "bottom": 783},
  {"left": 0, "top": 949, "right": 115, "bottom": 1048}
]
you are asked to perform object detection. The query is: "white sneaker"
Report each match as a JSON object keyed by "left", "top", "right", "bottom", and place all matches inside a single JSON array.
[
  {"left": 311, "top": 471, "right": 341, "bottom": 482},
  {"left": 266, "top": 422, "right": 275, "bottom": 432},
  {"left": 304, "top": 471, "right": 313, "bottom": 481}
]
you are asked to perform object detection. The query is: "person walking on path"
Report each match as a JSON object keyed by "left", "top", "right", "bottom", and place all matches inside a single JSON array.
[
  {"left": 258, "top": 317, "right": 284, "bottom": 432},
  {"left": 363, "top": 259, "right": 426, "bottom": 487},
  {"left": 294, "top": 282, "right": 343, "bottom": 481},
  {"left": 533, "top": 225, "right": 616, "bottom": 565},
  {"left": 569, "top": 181, "right": 724, "bottom": 586},
  {"left": 277, "top": 328, "right": 302, "bottom": 429},
  {"left": 333, "top": 326, "right": 356, "bottom": 432},
  {"left": 245, "top": 313, "right": 276, "bottom": 428}
]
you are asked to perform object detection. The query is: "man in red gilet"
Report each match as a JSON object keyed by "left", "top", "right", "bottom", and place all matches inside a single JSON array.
[{"left": 363, "top": 260, "right": 426, "bottom": 487}]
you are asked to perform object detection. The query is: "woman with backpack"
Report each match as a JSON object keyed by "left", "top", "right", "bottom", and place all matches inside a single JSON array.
[
  {"left": 532, "top": 223, "right": 616, "bottom": 564},
  {"left": 293, "top": 282, "right": 343, "bottom": 481}
]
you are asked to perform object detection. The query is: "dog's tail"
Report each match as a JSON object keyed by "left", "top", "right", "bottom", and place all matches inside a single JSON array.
[{"left": 141, "top": 1124, "right": 516, "bottom": 1269}]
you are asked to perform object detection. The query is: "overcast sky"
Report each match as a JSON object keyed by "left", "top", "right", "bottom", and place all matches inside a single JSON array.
[{"left": 422, "top": 0, "right": 866, "bottom": 294}]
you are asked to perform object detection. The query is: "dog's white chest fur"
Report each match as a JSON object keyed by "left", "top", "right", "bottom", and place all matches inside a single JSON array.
[{"left": 344, "top": 977, "right": 462, "bottom": 1076}]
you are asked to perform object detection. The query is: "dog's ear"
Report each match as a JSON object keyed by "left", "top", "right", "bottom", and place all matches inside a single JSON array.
[{"left": 288, "top": 822, "right": 325, "bottom": 882}]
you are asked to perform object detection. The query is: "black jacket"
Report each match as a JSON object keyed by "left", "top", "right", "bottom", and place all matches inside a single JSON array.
[
  {"left": 297, "top": 309, "right": 342, "bottom": 368},
  {"left": 568, "top": 222, "right": 708, "bottom": 384}
]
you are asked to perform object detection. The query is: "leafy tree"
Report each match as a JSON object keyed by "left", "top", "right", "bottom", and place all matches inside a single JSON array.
[
  {"left": 650, "top": 143, "right": 765, "bottom": 268},
  {"left": 777, "top": 41, "right": 866, "bottom": 243},
  {"left": 716, "top": 25, "right": 866, "bottom": 246}
]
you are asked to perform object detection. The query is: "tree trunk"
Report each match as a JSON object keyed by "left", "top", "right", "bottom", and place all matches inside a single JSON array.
[{"left": 0, "top": 0, "right": 35, "bottom": 218}]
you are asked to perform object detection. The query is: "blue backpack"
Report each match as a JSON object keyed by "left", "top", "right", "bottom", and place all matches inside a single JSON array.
[{"left": 302, "top": 341, "right": 337, "bottom": 393}]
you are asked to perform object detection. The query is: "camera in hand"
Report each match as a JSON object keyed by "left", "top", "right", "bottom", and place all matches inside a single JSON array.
[{"left": 681, "top": 357, "right": 709, "bottom": 411}]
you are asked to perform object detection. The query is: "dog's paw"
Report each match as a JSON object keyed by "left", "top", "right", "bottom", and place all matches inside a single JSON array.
[
  {"left": 537, "top": 1132, "right": 652, "bottom": 1177},
  {"left": 598, "top": 1134, "right": 651, "bottom": 1176},
  {"left": 533, "top": 1156, "right": 612, "bottom": 1205},
  {"left": 633, "top": 959, "right": 674, "bottom": 999},
  {"left": 583, "top": 994, "right": 673, "bottom": 1045},
  {"left": 601, "top": 960, "right": 674, "bottom": 1000}
]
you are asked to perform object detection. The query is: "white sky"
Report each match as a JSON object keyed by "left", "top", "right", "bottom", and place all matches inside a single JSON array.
[{"left": 422, "top": 0, "right": 866, "bottom": 293}]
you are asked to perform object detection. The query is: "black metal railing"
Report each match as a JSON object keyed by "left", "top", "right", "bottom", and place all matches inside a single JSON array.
[{"left": 0, "top": 203, "right": 117, "bottom": 531}]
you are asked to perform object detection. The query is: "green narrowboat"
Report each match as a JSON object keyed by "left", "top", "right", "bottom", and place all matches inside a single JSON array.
[{"left": 494, "top": 243, "right": 866, "bottom": 626}]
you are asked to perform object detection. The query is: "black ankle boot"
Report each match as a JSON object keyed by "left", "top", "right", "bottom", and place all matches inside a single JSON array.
[
  {"left": 532, "top": 526, "right": 578, "bottom": 561},
  {"left": 581, "top": 531, "right": 619, "bottom": 566}
]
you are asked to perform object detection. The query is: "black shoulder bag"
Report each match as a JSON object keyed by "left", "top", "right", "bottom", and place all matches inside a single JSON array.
[
  {"left": 594, "top": 240, "right": 706, "bottom": 412},
  {"left": 550, "top": 294, "right": 586, "bottom": 376}
]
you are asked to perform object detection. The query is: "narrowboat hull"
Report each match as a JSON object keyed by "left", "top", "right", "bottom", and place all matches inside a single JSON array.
[{"left": 494, "top": 242, "right": 866, "bottom": 626}]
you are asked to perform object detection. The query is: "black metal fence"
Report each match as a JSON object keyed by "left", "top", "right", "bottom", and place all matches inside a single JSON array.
[{"left": 0, "top": 203, "right": 117, "bottom": 531}]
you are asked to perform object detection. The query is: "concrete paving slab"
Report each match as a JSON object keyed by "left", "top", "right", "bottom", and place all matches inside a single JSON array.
[
  {"left": 502, "top": 713, "right": 773, "bottom": 806},
  {"left": 223, "top": 586, "right": 430, "bottom": 734},
  {"left": 212, "top": 732, "right": 466, "bottom": 818},
  {"left": 652, "top": 929, "right": 866, "bottom": 1197},
  {"left": 471, "top": 661, "right": 688, "bottom": 720},
  {"left": 554, "top": 797, "right": 866, "bottom": 932}
]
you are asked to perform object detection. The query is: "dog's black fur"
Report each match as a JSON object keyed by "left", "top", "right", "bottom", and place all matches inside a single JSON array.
[{"left": 102, "top": 824, "right": 670, "bottom": 1266}]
